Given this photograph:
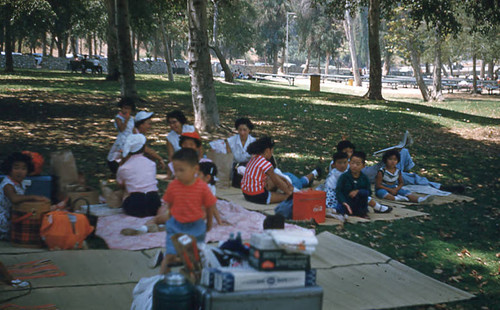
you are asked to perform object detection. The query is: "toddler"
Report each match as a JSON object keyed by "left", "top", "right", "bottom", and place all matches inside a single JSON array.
[
  {"left": 107, "top": 98, "right": 136, "bottom": 173},
  {"left": 0, "top": 153, "right": 50, "bottom": 240},
  {"left": 375, "top": 150, "right": 433, "bottom": 203},
  {"left": 160, "top": 148, "right": 217, "bottom": 274}
]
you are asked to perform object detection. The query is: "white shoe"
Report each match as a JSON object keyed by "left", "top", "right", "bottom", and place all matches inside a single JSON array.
[
  {"left": 373, "top": 204, "right": 393, "bottom": 213},
  {"left": 395, "top": 195, "right": 410, "bottom": 202}
]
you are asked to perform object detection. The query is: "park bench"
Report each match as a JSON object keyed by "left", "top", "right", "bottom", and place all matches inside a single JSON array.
[
  {"left": 68, "top": 60, "right": 103, "bottom": 75},
  {"left": 255, "top": 72, "right": 295, "bottom": 86},
  {"left": 483, "top": 83, "right": 499, "bottom": 95}
]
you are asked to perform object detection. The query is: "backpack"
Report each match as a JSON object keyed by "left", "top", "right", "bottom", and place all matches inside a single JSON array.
[{"left": 40, "top": 211, "right": 94, "bottom": 250}]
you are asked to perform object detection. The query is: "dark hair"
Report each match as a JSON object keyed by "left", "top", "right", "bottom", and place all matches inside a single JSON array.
[
  {"left": 2, "top": 152, "right": 34, "bottom": 175},
  {"left": 235, "top": 118, "right": 254, "bottom": 131},
  {"left": 166, "top": 110, "right": 187, "bottom": 125},
  {"left": 118, "top": 98, "right": 136, "bottom": 111},
  {"left": 199, "top": 162, "right": 217, "bottom": 185},
  {"left": 351, "top": 151, "right": 366, "bottom": 163},
  {"left": 336, "top": 140, "right": 355, "bottom": 153},
  {"left": 382, "top": 149, "right": 400, "bottom": 164},
  {"left": 332, "top": 151, "right": 348, "bottom": 163},
  {"left": 172, "top": 148, "right": 199, "bottom": 166},
  {"left": 263, "top": 214, "right": 285, "bottom": 229},
  {"left": 134, "top": 117, "right": 152, "bottom": 129},
  {"left": 179, "top": 135, "right": 202, "bottom": 148},
  {"left": 247, "top": 136, "right": 275, "bottom": 155}
]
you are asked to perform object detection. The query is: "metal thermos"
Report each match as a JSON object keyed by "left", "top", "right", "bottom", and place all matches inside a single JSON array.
[{"left": 152, "top": 272, "right": 195, "bottom": 310}]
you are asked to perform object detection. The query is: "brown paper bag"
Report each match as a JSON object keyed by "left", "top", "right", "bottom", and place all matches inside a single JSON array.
[
  {"left": 206, "top": 151, "right": 233, "bottom": 188},
  {"left": 100, "top": 182, "right": 124, "bottom": 208},
  {"left": 50, "top": 150, "right": 79, "bottom": 196}
]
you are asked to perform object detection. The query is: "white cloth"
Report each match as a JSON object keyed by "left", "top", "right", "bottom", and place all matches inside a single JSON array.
[
  {"left": 0, "top": 177, "right": 26, "bottom": 240},
  {"left": 107, "top": 114, "right": 135, "bottom": 161},
  {"left": 209, "top": 139, "right": 227, "bottom": 154},
  {"left": 116, "top": 154, "right": 158, "bottom": 194},
  {"left": 402, "top": 185, "right": 451, "bottom": 196},
  {"left": 227, "top": 134, "right": 256, "bottom": 163},
  {"left": 130, "top": 275, "right": 164, "bottom": 310},
  {"left": 166, "top": 124, "right": 195, "bottom": 153},
  {"left": 268, "top": 229, "right": 318, "bottom": 254}
]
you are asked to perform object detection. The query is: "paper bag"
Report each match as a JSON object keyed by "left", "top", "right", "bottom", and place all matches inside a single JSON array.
[
  {"left": 66, "top": 185, "right": 100, "bottom": 210},
  {"left": 100, "top": 181, "right": 124, "bottom": 208},
  {"left": 50, "top": 150, "right": 79, "bottom": 196},
  {"left": 206, "top": 151, "right": 233, "bottom": 188}
]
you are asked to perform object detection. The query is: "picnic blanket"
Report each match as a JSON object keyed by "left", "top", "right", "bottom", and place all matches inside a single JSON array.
[
  {"left": 216, "top": 187, "right": 429, "bottom": 226},
  {"left": 95, "top": 200, "right": 307, "bottom": 250}
]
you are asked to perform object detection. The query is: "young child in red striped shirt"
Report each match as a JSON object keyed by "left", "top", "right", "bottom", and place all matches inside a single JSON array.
[{"left": 241, "top": 136, "right": 294, "bottom": 204}]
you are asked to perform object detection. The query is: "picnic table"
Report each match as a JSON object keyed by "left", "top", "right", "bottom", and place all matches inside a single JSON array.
[
  {"left": 254, "top": 72, "right": 296, "bottom": 86},
  {"left": 68, "top": 59, "right": 103, "bottom": 75}
]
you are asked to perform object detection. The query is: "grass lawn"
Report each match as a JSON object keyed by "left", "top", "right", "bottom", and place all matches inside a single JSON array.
[{"left": 1, "top": 69, "right": 499, "bottom": 309}]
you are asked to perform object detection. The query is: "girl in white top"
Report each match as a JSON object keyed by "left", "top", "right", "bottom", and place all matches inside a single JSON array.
[
  {"left": 0, "top": 153, "right": 49, "bottom": 240},
  {"left": 107, "top": 99, "right": 135, "bottom": 172},
  {"left": 225, "top": 117, "right": 256, "bottom": 164},
  {"left": 165, "top": 110, "right": 198, "bottom": 161}
]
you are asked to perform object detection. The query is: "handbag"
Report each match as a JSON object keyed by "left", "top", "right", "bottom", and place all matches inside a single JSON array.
[{"left": 40, "top": 210, "right": 94, "bottom": 250}]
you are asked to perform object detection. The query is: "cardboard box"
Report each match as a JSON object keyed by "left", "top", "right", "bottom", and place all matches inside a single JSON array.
[
  {"left": 293, "top": 190, "right": 326, "bottom": 223},
  {"left": 213, "top": 267, "right": 316, "bottom": 292},
  {"left": 249, "top": 246, "right": 310, "bottom": 271}
]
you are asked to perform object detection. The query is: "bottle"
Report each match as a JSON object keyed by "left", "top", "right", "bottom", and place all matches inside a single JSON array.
[{"left": 152, "top": 272, "right": 195, "bottom": 310}]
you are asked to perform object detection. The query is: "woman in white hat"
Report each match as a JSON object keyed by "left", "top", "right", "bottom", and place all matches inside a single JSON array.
[
  {"left": 117, "top": 134, "right": 161, "bottom": 217},
  {"left": 134, "top": 111, "right": 166, "bottom": 170}
]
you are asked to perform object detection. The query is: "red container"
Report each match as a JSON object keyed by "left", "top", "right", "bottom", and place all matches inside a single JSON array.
[{"left": 292, "top": 190, "right": 326, "bottom": 223}]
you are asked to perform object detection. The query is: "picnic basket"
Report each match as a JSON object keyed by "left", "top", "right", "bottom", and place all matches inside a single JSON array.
[{"left": 11, "top": 201, "right": 51, "bottom": 248}]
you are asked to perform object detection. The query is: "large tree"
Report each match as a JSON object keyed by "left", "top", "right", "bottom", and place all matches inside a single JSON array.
[
  {"left": 116, "top": 0, "right": 138, "bottom": 100},
  {"left": 187, "top": 0, "right": 219, "bottom": 131}
]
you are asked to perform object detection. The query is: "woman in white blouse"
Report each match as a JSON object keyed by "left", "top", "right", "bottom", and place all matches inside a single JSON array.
[
  {"left": 226, "top": 118, "right": 256, "bottom": 187},
  {"left": 165, "top": 110, "right": 199, "bottom": 161}
]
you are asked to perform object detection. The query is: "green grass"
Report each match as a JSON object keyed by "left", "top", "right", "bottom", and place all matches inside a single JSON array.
[{"left": 1, "top": 69, "right": 499, "bottom": 309}]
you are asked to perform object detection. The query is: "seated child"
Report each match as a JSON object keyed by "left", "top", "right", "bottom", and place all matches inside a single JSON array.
[
  {"left": 0, "top": 152, "right": 50, "bottom": 240},
  {"left": 160, "top": 148, "right": 217, "bottom": 274},
  {"left": 241, "top": 136, "right": 293, "bottom": 204},
  {"left": 375, "top": 150, "right": 433, "bottom": 203},
  {"left": 117, "top": 134, "right": 161, "bottom": 217},
  {"left": 333, "top": 142, "right": 392, "bottom": 214},
  {"left": 167, "top": 131, "right": 211, "bottom": 178},
  {"left": 325, "top": 152, "right": 349, "bottom": 209},
  {"left": 199, "top": 162, "right": 228, "bottom": 226},
  {"left": 335, "top": 151, "right": 371, "bottom": 218}
]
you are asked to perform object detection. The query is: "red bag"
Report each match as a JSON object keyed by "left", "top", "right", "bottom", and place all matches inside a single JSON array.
[
  {"left": 40, "top": 211, "right": 94, "bottom": 250},
  {"left": 292, "top": 190, "right": 326, "bottom": 223}
]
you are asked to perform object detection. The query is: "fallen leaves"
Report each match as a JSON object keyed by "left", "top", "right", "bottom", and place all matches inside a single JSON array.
[{"left": 457, "top": 249, "right": 471, "bottom": 258}]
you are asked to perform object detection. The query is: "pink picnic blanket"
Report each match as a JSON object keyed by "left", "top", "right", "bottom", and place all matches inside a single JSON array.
[{"left": 96, "top": 200, "right": 306, "bottom": 250}]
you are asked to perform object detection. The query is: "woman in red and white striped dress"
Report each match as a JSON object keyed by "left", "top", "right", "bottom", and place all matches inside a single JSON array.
[{"left": 241, "top": 137, "right": 293, "bottom": 204}]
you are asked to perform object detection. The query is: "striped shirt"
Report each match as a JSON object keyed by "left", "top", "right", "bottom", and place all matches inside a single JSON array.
[
  {"left": 163, "top": 178, "right": 217, "bottom": 223},
  {"left": 379, "top": 167, "right": 400, "bottom": 185},
  {"left": 241, "top": 155, "right": 273, "bottom": 195}
]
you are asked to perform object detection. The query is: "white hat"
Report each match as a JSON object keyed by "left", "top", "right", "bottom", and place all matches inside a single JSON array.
[
  {"left": 135, "top": 111, "right": 153, "bottom": 122},
  {"left": 122, "top": 134, "right": 146, "bottom": 157}
]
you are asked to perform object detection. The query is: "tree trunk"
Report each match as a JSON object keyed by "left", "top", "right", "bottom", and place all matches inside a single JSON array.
[
  {"left": 4, "top": 13, "right": 14, "bottom": 72},
  {"left": 302, "top": 48, "right": 311, "bottom": 74},
  {"left": 441, "top": 64, "right": 448, "bottom": 77},
  {"left": 382, "top": 49, "right": 391, "bottom": 76},
  {"left": 472, "top": 52, "right": 477, "bottom": 94},
  {"left": 88, "top": 34, "right": 92, "bottom": 56},
  {"left": 136, "top": 35, "right": 141, "bottom": 61},
  {"left": 279, "top": 45, "right": 286, "bottom": 74},
  {"left": 49, "top": 36, "right": 54, "bottom": 56},
  {"left": 488, "top": 60, "right": 494, "bottom": 79},
  {"left": 425, "top": 62, "right": 430, "bottom": 75},
  {"left": 408, "top": 39, "right": 429, "bottom": 102},
  {"left": 104, "top": 0, "right": 120, "bottom": 81},
  {"left": 272, "top": 50, "right": 279, "bottom": 74},
  {"left": 344, "top": 10, "right": 361, "bottom": 86},
  {"left": 480, "top": 59, "right": 485, "bottom": 79},
  {"left": 159, "top": 16, "right": 174, "bottom": 81},
  {"left": 42, "top": 33, "right": 47, "bottom": 56},
  {"left": 116, "top": 0, "right": 138, "bottom": 100},
  {"left": 210, "top": 0, "right": 233, "bottom": 82},
  {"left": 154, "top": 30, "right": 159, "bottom": 60},
  {"left": 431, "top": 36, "right": 443, "bottom": 101},
  {"left": 448, "top": 59, "right": 454, "bottom": 76},
  {"left": 17, "top": 37, "right": 22, "bottom": 53},
  {"left": 70, "top": 36, "right": 77, "bottom": 57},
  {"left": 187, "top": 0, "right": 219, "bottom": 132},
  {"left": 364, "top": 0, "right": 383, "bottom": 100},
  {"left": 94, "top": 35, "right": 98, "bottom": 56},
  {"left": 325, "top": 51, "right": 330, "bottom": 75}
]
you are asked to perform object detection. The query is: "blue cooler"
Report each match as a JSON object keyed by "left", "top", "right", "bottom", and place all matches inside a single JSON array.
[{"left": 0, "top": 175, "right": 53, "bottom": 200}]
